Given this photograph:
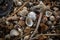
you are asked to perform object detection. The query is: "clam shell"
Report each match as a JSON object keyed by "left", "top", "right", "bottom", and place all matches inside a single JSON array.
[
  {"left": 10, "top": 29, "right": 19, "bottom": 36},
  {"left": 26, "top": 17, "right": 33, "bottom": 27},
  {"left": 28, "top": 12, "right": 36, "bottom": 21}
]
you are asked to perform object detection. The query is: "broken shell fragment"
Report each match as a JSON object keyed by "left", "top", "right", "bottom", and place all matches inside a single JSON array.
[
  {"left": 18, "top": 9, "right": 28, "bottom": 16},
  {"left": 26, "top": 17, "right": 33, "bottom": 27},
  {"left": 45, "top": 11, "right": 52, "bottom": 17},
  {"left": 28, "top": 11, "right": 36, "bottom": 21},
  {"left": 10, "top": 29, "right": 19, "bottom": 36},
  {"left": 24, "top": 35, "right": 30, "bottom": 40}
]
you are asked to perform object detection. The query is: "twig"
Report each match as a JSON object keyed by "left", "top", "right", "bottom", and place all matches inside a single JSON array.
[
  {"left": 29, "top": 12, "right": 43, "bottom": 40},
  {"left": 31, "top": 34, "right": 60, "bottom": 39}
]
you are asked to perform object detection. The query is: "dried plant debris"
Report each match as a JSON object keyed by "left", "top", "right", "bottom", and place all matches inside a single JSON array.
[{"left": 0, "top": 0, "right": 60, "bottom": 40}]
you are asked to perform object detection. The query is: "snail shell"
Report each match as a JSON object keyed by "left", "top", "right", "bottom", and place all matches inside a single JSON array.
[{"left": 26, "top": 17, "right": 33, "bottom": 27}]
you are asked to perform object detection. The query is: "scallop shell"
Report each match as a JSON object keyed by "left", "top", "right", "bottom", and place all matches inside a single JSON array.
[{"left": 18, "top": 9, "right": 28, "bottom": 16}]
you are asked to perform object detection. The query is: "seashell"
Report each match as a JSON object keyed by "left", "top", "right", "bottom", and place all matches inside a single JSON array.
[
  {"left": 18, "top": 28, "right": 22, "bottom": 32},
  {"left": 31, "top": 1, "right": 46, "bottom": 12},
  {"left": 5, "top": 34, "right": 10, "bottom": 39},
  {"left": 18, "top": 9, "right": 28, "bottom": 16},
  {"left": 23, "top": 7, "right": 28, "bottom": 10},
  {"left": 17, "top": 1, "right": 22, "bottom": 6},
  {"left": 53, "top": 7, "right": 59, "bottom": 11},
  {"left": 10, "top": 29, "right": 19, "bottom": 36},
  {"left": 5, "top": 21, "right": 10, "bottom": 25},
  {"left": 24, "top": 35, "right": 30, "bottom": 40},
  {"left": 49, "top": 16, "right": 55, "bottom": 21},
  {"left": 45, "top": 11, "right": 52, "bottom": 17},
  {"left": 13, "top": 0, "right": 22, "bottom": 6},
  {"left": 47, "top": 21, "right": 52, "bottom": 26},
  {"left": 26, "top": 17, "right": 33, "bottom": 27},
  {"left": 28, "top": 11, "right": 36, "bottom": 21},
  {"left": 18, "top": 20, "right": 25, "bottom": 26}
]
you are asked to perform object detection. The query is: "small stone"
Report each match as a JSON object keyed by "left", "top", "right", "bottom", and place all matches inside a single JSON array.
[{"left": 17, "top": 2, "right": 22, "bottom": 6}]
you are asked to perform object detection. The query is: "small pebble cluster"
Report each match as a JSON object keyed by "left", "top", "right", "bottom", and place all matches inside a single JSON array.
[{"left": 0, "top": 0, "right": 60, "bottom": 40}]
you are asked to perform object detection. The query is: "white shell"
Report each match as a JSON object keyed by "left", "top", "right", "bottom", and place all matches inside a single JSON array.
[
  {"left": 26, "top": 17, "right": 33, "bottom": 27},
  {"left": 28, "top": 12, "right": 36, "bottom": 21},
  {"left": 24, "top": 35, "right": 29, "bottom": 40},
  {"left": 49, "top": 16, "right": 55, "bottom": 21},
  {"left": 18, "top": 9, "right": 28, "bottom": 16},
  {"left": 10, "top": 29, "right": 19, "bottom": 36},
  {"left": 18, "top": 28, "right": 22, "bottom": 32},
  {"left": 45, "top": 11, "right": 52, "bottom": 17},
  {"left": 47, "top": 21, "right": 52, "bottom": 25},
  {"left": 17, "top": 2, "right": 22, "bottom": 6}
]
